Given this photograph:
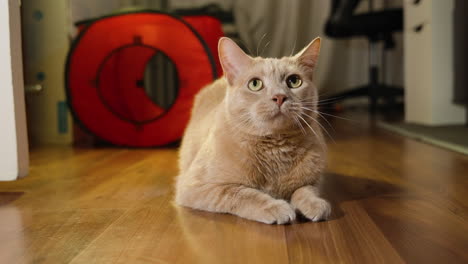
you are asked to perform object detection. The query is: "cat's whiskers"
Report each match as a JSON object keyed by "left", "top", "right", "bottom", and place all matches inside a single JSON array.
[
  {"left": 293, "top": 103, "right": 331, "bottom": 126},
  {"left": 228, "top": 112, "right": 252, "bottom": 137},
  {"left": 231, "top": 121, "right": 250, "bottom": 138},
  {"left": 256, "top": 33, "right": 268, "bottom": 57},
  {"left": 292, "top": 114, "right": 307, "bottom": 136},
  {"left": 301, "top": 112, "right": 335, "bottom": 144},
  {"left": 317, "top": 113, "right": 335, "bottom": 132},
  {"left": 295, "top": 114, "right": 327, "bottom": 152},
  {"left": 299, "top": 96, "right": 318, "bottom": 101},
  {"left": 286, "top": 106, "right": 306, "bottom": 135},
  {"left": 301, "top": 95, "right": 344, "bottom": 105},
  {"left": 317, "top": 96, "right": 346, "bottom": 104},
  {"left": 296, "top": 105, "right": 335, "bottom": 133},
  {"left": 289, "top": 37, "right": 297, "bottom": 57},
  {"left": 299, "top": 100, "right": 338, "bottom": 109},
  {"left": 260, "top": 41, "right": 271, "bottom": 56},
  {"left": 298, "top": 99, "right": 317, "bottom": 104},
  {"left": 233, "top": 116, "right": 253, "bottom": 137},
  {"left": 300, "top": 106, "right": 358, "bottom": 123},
  {"left": 290, "top": 102, "right": 320, "bottom": 134}
]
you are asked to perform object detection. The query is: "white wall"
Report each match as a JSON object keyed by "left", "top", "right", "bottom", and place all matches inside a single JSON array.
[{"left": 0, "top": 0, "right": 29, "bottom": 181}]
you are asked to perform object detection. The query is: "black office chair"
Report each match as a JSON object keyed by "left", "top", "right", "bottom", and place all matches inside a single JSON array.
[{"left": 324, "top": 0, "right": 404, "bottom": 113}]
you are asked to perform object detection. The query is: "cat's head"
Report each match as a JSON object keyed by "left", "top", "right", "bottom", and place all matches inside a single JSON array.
[{"left": 218, "top": 37, "right": 321, "bottom": 135}]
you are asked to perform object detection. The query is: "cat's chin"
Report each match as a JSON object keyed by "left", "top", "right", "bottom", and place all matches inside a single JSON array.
[
  {"left": 259, "top": 115, "right": 297, "bottom": 133},
  {"left": 231, "top": 118, "right": 299, "bottom": 137}
]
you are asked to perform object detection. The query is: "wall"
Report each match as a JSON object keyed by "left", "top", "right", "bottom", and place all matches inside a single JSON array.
[{"left": 22, "top": 0, "right": 73, "bottom": 145}]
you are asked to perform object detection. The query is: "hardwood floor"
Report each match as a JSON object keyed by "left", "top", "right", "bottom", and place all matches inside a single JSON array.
[{"left": 1, "top": 112, "right": 468, "bottom": 263}]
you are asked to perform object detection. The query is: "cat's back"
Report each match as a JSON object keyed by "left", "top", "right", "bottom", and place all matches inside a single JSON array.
[
  {"left": 178, "top": 78, "right": 227, "bottom": 172},
  {"left": 191, "top": 78, "right": 227, "bottom": 119}
]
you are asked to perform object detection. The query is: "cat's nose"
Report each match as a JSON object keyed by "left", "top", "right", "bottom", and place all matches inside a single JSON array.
[{"left": 272, "top": 94, "right": 288, "bottom": 107}]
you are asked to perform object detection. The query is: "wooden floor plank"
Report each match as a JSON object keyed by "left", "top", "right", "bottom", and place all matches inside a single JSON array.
[
  {"left": 0, "top": 207, "right": 123, "bottom": 264},
  {"left": 71, "top": 198, "right": 289, "bottom": 264},
  {"left": 285, "top": 201, "right": 404, "bottom": 264},
  {"left": 363, "top": 194, "right": 468, "bottom": 264}
]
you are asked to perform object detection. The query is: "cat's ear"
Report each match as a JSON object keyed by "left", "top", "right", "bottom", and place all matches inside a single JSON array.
[
  {"left": 218, "top": 37, "right": 252, "bottom": 85},
  {"left": 295, "top": 37, "right": 321, "bottom": 70}
]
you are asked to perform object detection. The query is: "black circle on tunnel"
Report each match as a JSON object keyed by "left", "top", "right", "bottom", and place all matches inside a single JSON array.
[{"left": 95, "top": 43, "right": 179, "bottom": 125}]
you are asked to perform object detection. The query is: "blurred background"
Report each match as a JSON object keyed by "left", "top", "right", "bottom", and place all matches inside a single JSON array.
[
  {"left": 20, "top": 0, "right": 406, "bottom": 146},
  {"left": 3, "top": 0, "right": 468, "bottom": 179}
]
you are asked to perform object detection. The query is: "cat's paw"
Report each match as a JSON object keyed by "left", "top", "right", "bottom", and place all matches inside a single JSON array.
[
  {"left": 253, "top": 199, "right": 296, "bottom": 225},
  {"left": 295, "top": 197, "right": 331, "bottom": 222}
]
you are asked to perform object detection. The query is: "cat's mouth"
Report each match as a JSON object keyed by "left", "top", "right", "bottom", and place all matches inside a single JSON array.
[{"left": 269, "top": 109, "right": 290, "bottom": 120}]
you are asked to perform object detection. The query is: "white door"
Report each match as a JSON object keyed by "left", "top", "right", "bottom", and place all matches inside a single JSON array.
[{"left": 0, "top": 0, "right": 29, "bottom": 181}]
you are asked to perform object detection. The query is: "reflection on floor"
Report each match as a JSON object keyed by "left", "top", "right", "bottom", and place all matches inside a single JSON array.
[{"left": 379, "top": 121, "right": 468, "bottom": 155}]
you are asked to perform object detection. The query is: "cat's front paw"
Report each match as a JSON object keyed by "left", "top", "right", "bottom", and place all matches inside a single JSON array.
[
  {"left": 252, "top": 199, "right": 296, "bottom": 225},
  {"left": 294, "top": 197, "right": 331, "bottom": 222}
]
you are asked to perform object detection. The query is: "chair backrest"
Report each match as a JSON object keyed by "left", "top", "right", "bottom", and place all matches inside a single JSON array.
[
  {"left": 327, "top": 0, "right": 402, "bottom": 47},
  {"left": 329, "top": 0, "right": 361, "bottom": 24}
]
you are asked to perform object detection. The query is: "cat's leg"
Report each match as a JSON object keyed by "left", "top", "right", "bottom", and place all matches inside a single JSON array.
[
  {"left": 176, "top": 183, "right": 296, "bottom": 224},
  {"left": 290, "top": 185, "right": 331, "bottom": 222}
]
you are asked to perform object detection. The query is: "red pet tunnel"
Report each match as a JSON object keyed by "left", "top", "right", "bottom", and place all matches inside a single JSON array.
[{"left": 66, "top": 11, "right": 223, "bottom": 147}]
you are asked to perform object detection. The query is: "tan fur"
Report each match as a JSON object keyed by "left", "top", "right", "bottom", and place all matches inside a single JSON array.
[{"left": 175, "top": 37, "right": 330, "bottom": 224}]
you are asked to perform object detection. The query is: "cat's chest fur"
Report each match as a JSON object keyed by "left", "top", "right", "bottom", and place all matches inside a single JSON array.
[{"left": 243, "top": 134, "right": 309, "bottom": 197}]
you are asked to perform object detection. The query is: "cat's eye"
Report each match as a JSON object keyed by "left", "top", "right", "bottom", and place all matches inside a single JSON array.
[
  {"left": 248, "top": 78, "right": 263, "bottom": 91},
  {"left": 286, "top": 74, "right": 302, "bottom": 88}
]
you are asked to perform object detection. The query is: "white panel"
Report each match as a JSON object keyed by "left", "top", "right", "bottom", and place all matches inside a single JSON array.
[
  {"left": 404, "top": 21, "right": 433, "bottom": 124},
  {"left": 0, "top": 0, "right": 29, "bottom": 181},
  {"left": 431, "top": 0, "right": 466, "bottom": 124},
  {"left": 404, "top": 0, "right": 466, "bottom": 125},
  {"left": 404, "top": 0, "right": 431, "bottom": 28}
]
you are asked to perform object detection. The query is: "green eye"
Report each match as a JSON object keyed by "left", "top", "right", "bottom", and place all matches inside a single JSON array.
[
  {"left": 286, "top": 74, "right": 302, "bottom": 88},
  {"left": 248, "top": 78, "right": 263, "bottom": 91}
]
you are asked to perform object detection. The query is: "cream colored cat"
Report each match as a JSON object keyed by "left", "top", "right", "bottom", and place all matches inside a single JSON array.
[{"left": 175, "top": 37, "right": 330, "bottom": 224}]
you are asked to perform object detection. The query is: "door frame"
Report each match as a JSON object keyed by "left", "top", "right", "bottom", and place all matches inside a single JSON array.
[{"left": 0, "top": 0, "right": 29, "bottom": 181}]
